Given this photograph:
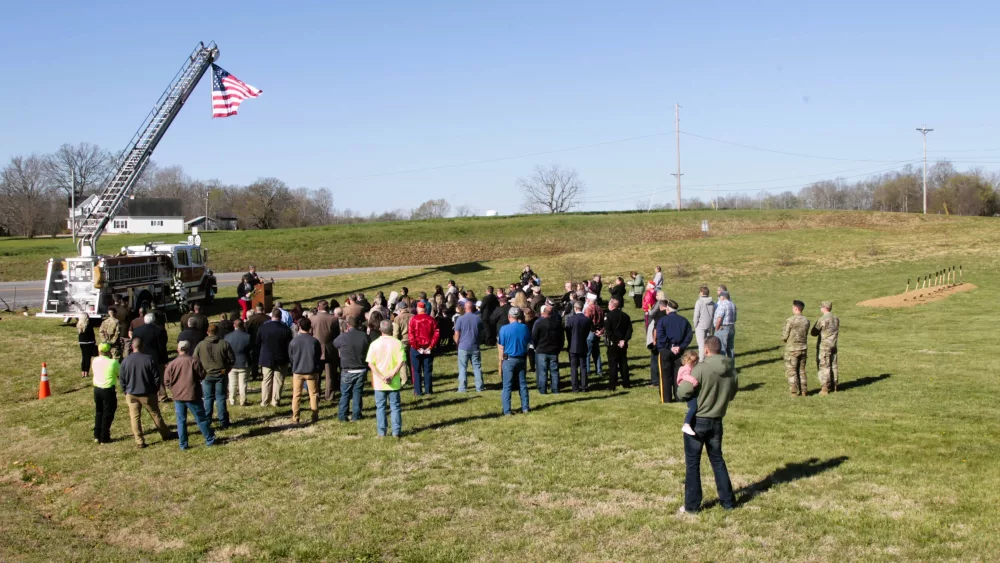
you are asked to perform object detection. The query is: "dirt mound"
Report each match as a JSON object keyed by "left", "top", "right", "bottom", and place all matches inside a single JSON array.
[{"left": 858, "top": 283, "right": 977, "bottom": 308}]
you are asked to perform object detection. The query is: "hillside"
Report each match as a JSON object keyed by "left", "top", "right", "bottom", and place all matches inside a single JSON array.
[{"left": 0, "top": 209, "right": 988, "bottom": 282}]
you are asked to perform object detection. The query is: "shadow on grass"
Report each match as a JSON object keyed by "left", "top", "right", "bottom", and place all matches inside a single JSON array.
[
  {"left": 738, "top": 357, "right": 782, "bottom": 370},
  {"left": 738, "top": 381, "right": 765, "bottom": 392},
  {"left": 406, "top": 395, "right": 481, "bottom": 411},
  {"left": 705, "top": 456, "right": 850, "bottom": 509},
  {"left": 838, "top": 373, "right": 891, "bottom": 392},
  {"left": 296, "top": 262, "right": 492, "bottom": 303},
  {"left": 740, "top": 345, "right": 782, "bottom": 356}
]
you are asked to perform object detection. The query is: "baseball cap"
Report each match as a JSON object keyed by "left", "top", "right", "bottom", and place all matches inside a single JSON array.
[
  {"left": 508, "top": 306, "right": 521, "bottom": 318},
  {"left": 98, "top": 342, "right": 111, "bottom": 354},
  {"left": 820, "top": 301, "right": 832, "bottom": 309}
]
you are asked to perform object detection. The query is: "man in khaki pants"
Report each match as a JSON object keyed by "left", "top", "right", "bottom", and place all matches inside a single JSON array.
[
  {"left": 289, "top": 317, "right": 323, "bottom": 424},
  {"left": 118, "top": 338, "right": 172, "bottom": 448}
]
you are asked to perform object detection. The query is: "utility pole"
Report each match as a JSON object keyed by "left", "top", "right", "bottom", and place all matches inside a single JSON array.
[
  {"left": 204, "top": 188, "right": 210, "bottom": 227},
  {"left": 916, "top": 125, "right": 933, "bottom": 214},
  {"left": 670, "top": 103, "right": 683, "bottom": 211},
  {"left": 70, "top": 169, "right": 76, "bottom": 245}
]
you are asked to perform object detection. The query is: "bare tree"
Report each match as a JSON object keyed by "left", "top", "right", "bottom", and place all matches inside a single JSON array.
[
  {"left": 454, "top": 204, "right": 476, "bottom": 218},
  {"left": 518, "top": 165, "right": 585, "bottom": 214},
  {"left": 43, "top": 142, "right": 112, "bottom": 203},
  {"left": 410, "top": 198, "right": 451, "bottom": 220},
  {"left": 1, "top": 155, "right": 54, "bottom": 237},
  {"left": 242, "top": 177, "right": 292, "bottom": 229}
]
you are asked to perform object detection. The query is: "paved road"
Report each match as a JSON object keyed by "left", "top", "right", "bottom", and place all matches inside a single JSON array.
[{"left": 0, "top": 265, "right": 432, "bottom": 309}]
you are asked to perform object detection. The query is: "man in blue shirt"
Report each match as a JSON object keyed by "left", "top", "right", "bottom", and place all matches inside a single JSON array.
[
  {"left": 713, "top": 289, "right": 737, "bottom": 360},
  {"left": 453, "top": 301, "right": 485, "bottom": 392},
  {"left": 497, "top": 307, "right": 531, "bottom": 415},
  {"left": 654, "top": 299, "right": 693, "bottom": 403},
  {"left": 275, "top": 300, "right": 294, "bottom": 328}
]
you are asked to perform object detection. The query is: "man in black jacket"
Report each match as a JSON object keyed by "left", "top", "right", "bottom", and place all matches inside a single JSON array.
[
  {"left": 479, "top": 286, "right": 500, "bottom": 346},
  {"left": 256, "top": 309, "right": 293, "bottom": 407},
  {"left": 490, "top": 293, "right": 512, "bottom": 339},
  {"left": 604, "top": 298, "right": 634, "bottom": 390},
  {"left": 564, "top": 301, "right": 593, "bottom": 392},
  {"left": 177, "top": 317, "right": 205, "bottom": 350},
  {"left": 119, "top": 338, "right": 173, "bottom": 448},
  {"left": 132, "top": 312, "right": 170, "bottom": 402},
  {"left": 531, "top": 304, "right": 564, "bottom": 394}
]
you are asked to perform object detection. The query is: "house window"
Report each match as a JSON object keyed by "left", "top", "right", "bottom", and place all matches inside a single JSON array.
[
  {"left": 150, "top": 220, "right": 164, "bottom": 227},
  {"left": 176, "top": 250, "right": 189, "bottom": 266},
  {"left": 113, "top": 220, "right": 128, "bottom": 229}
]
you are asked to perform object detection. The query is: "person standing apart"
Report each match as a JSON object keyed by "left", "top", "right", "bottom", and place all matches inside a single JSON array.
[
  {"left": 257, "top": 309, "right": 293, "bottom": 407},
  {"left": 408, "top": 302, "right": 440, "bottom": 396},
  {"left": 531, "top": 304, "right": 564, "bottom": 394},
  {"left": 454, "top": 301, "right": 484, "bottom": 392},
  {"left": 224, "top": 319, "right": 252, "bottom": 406},
  {"left": 334, "top": 315, "right": 370, "bottom": 421},
  {"left": 289, "top": 317, "right": 323, "bottom": 424},
  {"left": 564, "top": 301, "right": 593, "bottom": 392},
  {"left": 367, "top": 320, "right": 407, "bottom": 438},
  {"left": 677, "top": 336, "right": 738, "bottom": 513},
  {"left": 194, "top": 324, "right": 235, "bottom": 429},
  {"left": 692, "top": 286, "right": 716, "bottom": 362},
  {"left": 77, "top": 313, "right": 97, "bottom": 379},
  {"left": 119, "top": 338, "right": 172, "bottom": 448},
  {"left": 627, "top": 271, "right": 645, "bottom": 309},
  {"left": 811, "top": 301, "right": 840, "bottom": 395},
  {"left": 91, "top": 342, "right": 119, "bottom": 444},
  {"left": 498, "top": 307, "right": 531, "bottom": 415},
  {"left": 713, "top": 290, "right": 737, "bottom": 360},
  {"left": 604, "top": 298, "right": 633, "bottom": 390},
  {"left": 782, "top": 300, "right": 810, "bottom": 397},
  {"left": 164, "top": 340, "right": 216, "bottom": 450},
  {"left": 654, "top": 299, "right": 693, "bottom": 403}
]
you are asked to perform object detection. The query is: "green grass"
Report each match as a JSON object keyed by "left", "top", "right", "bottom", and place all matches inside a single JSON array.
[
  {"left": 0, "top": 209, "right": 988, "bottom": 281},
  {"left": 1, "top": 211, "right": 999, "bottom": 561}
]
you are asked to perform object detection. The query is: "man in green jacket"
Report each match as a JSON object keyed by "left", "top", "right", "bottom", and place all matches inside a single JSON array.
[
  {"left": 194, "top": 324, "right": 235, "bottom": 429},
  {"left": 677, "top": 336, "right": 738, "bottom": 513},
  {"left": 626, "top": 271, "right": 645, "bottom": 309}
]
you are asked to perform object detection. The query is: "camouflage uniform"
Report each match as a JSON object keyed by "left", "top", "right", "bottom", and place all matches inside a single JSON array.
[
  {"left": 99, "top": 316, "right": 122, "bottom": 360},
  {"left": 781, "top": 313, "right": 810, "bottom": 396},
  {"left": 811, "top": 304, "right": 840, "bottom": 393}
]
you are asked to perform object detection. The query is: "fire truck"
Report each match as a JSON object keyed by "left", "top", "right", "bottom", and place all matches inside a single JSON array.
[{"left": 38, "top": 42, "right": 221, "bottom": 318}]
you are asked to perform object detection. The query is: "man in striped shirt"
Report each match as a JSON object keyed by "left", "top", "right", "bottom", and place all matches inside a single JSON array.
[{"left": 713, "top": 289, "right": 737, "bottom": 360}]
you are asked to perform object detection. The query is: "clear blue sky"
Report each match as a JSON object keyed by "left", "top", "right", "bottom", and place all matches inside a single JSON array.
[{"left": 2, "top": 0, "right": 998, "bottom": 214}]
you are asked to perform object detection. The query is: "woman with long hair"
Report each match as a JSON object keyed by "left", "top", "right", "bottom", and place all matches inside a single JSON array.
[
  {"left": 77, "top": 313, "right": 97, "bottom": 378},
  {"left": 236, "top": 274, "right": 254, "bottom": 320}
]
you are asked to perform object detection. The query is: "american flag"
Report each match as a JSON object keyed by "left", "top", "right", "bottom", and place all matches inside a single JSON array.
[{"left": 211, "top": 64, "right": 262, "bottom": 118}]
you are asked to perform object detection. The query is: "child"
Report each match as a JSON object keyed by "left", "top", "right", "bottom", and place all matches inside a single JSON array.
[{"left": 677, "top": 350, "right": 700, "bottom": 436}]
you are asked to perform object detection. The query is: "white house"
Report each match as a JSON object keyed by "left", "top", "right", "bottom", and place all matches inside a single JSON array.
[{"left": 68, "top": 197, "right": 185, "bottom": 235}]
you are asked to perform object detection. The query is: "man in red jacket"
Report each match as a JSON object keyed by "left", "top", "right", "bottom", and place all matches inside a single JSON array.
[{"left": 407, "top": 302, "right": 440, "bottom": 396}]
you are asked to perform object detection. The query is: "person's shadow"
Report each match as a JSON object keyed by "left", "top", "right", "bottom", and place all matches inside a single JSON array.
[{"left": 705, "top": 456, "right": 849, "bottom": 508}]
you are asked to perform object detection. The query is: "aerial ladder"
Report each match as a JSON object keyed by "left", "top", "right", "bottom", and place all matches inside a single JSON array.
[
  {"left": 76, "top": 41, "right": 219, "bottom": 257},
  {"left": 40, "top": 42, "right": 222, "bottom": 317}
]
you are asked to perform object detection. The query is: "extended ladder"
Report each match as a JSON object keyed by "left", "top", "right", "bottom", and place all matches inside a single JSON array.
[{"left": 76, "top": 41, "right": 219, "bottom": 257}]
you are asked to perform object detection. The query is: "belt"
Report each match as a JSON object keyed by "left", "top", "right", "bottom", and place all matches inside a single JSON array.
[
  {"left": 505, "top": 355, "right": 526, "bottom": 359},
  {"left": 720, "top": 324, "right": 734, "bottom": 327},
  {"left": 694, "top": 416, "right": 722, "bottom": 421},
  {"left": 344, "top": 368, "right": 366, "bottom": 373}
]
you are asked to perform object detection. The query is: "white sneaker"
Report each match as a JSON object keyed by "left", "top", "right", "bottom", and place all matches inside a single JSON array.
[{"left": 681, "top": 423, "right": 696, "bottom": 436}]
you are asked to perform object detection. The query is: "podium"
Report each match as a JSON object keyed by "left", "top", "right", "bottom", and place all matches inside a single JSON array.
[{"left": 251, "top": 282, "right": 273, "bottom": 313}]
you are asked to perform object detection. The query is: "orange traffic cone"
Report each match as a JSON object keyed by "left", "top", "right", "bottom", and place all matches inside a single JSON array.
[{"left": 38, "top": 363, "right": 51, "bottom": 399}]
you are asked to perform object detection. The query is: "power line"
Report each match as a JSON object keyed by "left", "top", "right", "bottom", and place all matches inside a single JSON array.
[{"left": 680, "top": 131, "right": 910, "bottom": 163}]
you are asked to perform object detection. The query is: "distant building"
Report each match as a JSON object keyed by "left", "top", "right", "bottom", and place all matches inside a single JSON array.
[
  {"left": 68, "top": 197, "right": 185, "bottom": 234},
  {"left": 185, "top": 215, "right": 238, "bottom": 231}
]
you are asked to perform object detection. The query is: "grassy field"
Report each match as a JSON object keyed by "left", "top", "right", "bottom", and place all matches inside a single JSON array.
[
  {"left": 0, "top": 209, "right": 982, "bottom": 282},
  {"left": 1, "top": 211, "right": 999, "bottom": 561}
]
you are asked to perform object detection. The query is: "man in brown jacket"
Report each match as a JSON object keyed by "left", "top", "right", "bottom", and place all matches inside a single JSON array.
[
  {"left": 309, "top": 300, "right": 340, "bottom": 403},
  {"left": 164, "top": 340, "right": 216, "bottom": 450}
]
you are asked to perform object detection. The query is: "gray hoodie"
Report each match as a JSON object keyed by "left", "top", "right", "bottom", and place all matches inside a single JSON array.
[{"left": 692, "top": 296, "right": 716, "bottom": 331}]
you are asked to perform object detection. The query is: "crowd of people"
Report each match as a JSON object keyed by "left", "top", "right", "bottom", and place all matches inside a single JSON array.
[{"left": 78, "top": 262, "right": 841, "bottom": 513}]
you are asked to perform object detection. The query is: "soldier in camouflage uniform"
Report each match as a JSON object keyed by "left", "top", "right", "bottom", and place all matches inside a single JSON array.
[
  {"left": 99, "top": 306, "right": 123, "bottom": 361},
  {"left": 811, "top": 301, "right": 840, "bottom": 395},
  {"left": 781, "top": 300, "right": 810, "bottom": 396}
]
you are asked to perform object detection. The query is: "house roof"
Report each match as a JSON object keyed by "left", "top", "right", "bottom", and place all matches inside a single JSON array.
[{"left": 120, "top": 198, "right": 184, "bottom": 218}]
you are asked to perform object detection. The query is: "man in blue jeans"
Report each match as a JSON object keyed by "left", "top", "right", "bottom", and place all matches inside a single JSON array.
[
  {"left": 531, "top": 304, "right": 564, "bottom": 393},
  {"left": 714, "top": 289, "right": 737, "bottom": 360},
  {"left": 193, "top": 324, "right": 235, "bottom": 429},
  {"left": 367, "top": 320, "right": 406, "bottom": 438},
  {"left": 676, "top": 336, "right": 738, "bottom": 513},
  {"left": 453, "top": 300, "right": 484, "bottom": 392},
  {"left": 497, "top": 307, "right": 531, "bottom": 415},
  {"left": 334, "top": 315, "right": 370, "bottom": 421},
  {"left": 164, "top": 340, "right": 215, "bottom": 450}
]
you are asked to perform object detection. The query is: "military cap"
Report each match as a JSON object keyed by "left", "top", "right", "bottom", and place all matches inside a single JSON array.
[{"left": 820, "top": 301, "right": 832, "bottom": 310}]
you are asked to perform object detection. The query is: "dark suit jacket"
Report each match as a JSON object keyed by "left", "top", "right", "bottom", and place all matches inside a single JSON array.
[
  {"left": 564, "top": 313, "right": 592, "bottom": 355},
  {"left": 604, "top": 309, "right": 633, "bottom": 347},
  {"left": 132, "top": 323, "right": 168, "bottom": 364},
  {"left": 256, "top": 320, "right": 293, "bottom": 368}
]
